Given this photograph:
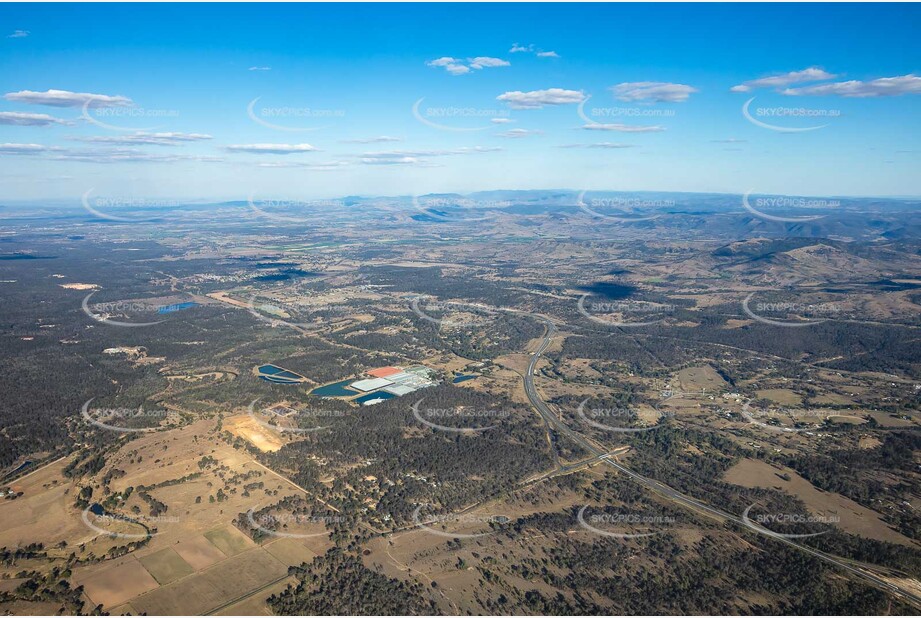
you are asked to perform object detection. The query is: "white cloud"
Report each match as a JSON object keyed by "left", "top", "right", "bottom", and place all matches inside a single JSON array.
[
  {"left": 360, "top": 156, "right": 421, "bottom": 165},
  {"left": 357, "top": 147, "right": 500, "bottom": 165},
  {"left": 497, "top": 88, "right": 585, "bottom": 109},
  {"left": 0, "top": 111, "right": 71, "bottom": 126},
  {"left": 0, "top": 143, "right": 52, "bottom": 155},
  {"left": 248, "top": 66, "right": 271, "bottom": 71},
  {"left": 359, "top": 147, "right": 500, "bottom": 161},
  {"left": 711, "top": 138, "right": 746, "bottom": 143},
  {"left": 426, "top": 57, "right": 458, "bottom": 67},
  {"left": 510, "top": 43, "right": 558, "bottom": 58},
  {"left": 7, "top": 30, "right": 29, "bottom": 39},
  {"left": 559, "top": 142, "right": 637, "bottom": 149},
  {"left": 730, "top": 67, "right": 837, "bottom": 93},
  {"left": 611, "top": 82, "right": 698, "bottom": 103},
  {"left": 490, "top": 118, "right": 514, "bottom": 124},
  {"left": 451, "top": 146, "right": 503, "bottom": 154},
  {"left": 74, "top": 132, "right": 212, "bottom": 146},
  {"left": 4, "top": 89, "right": 133, "bottom": 108},
  {"left": 497, "top": 128, "right": 542, "bottom": 138},
  {"left": 426, "top": 57, "right": 470, "bottom": 75},
  {"left": 732, "top": 70, "right": 920, "bottom": 98},
  {"left": 224, "top": 143, "right": 319, "bottom": 154},
  {"left": 780, "top": 74, "right": 921, "bottom": 97},
  {"left": 427, "top": 56, "right": 509, "bottom": 75},
  {"left": 341, "top": 136, "right": 403, "bottom": 143},
  {"left": 0, "top": 142, "right": 222, "bottom": 163},
  {"left": 51, "top": 148, "right": 223, "bottom": 163},
  {"left": 582, "top": 123, "right": 665, "bottom": 133},
  {"left": 256, "top": 160, "right": 349, "bottom": 170},
  {"left": 468, "top": 57, "right": 510, "bottom": 69}
]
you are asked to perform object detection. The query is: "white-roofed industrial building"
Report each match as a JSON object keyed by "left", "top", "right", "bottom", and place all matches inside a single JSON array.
[
  {"left": 382, "top": 383, "right": 415, "bottom": 396},
  {"left": 350, "top": 377, "right": 395, "bottom": 392}
]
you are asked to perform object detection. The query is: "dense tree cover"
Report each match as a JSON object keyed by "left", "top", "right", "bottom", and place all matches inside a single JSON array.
[
  {"left": 0, "top": 543, "right": 46, "bottom": 566},
  {"left": 0, "top": 567, "right": 89, "bottom": 615},
  {"left": 512, "top": 530, "right": 912, "bottom": 615},
  {"left": 557, "top": 289, "right": 920, "bottom": 380},
  {"left": 268, "top": 549, "right": 435, "bottom": 615},
  {"left": 0, "top": 238, "right": 295, "bottom": 469},
  {"left": 357, "top": 265, "right": 530, "bottom": 308},
  {"left": 261, "top": 384, "right": 551, "bottom": 528}
]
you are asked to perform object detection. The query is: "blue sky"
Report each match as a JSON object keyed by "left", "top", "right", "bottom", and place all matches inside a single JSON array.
[{"left": 1, "top": 3, "right": 919, "bottom": 202}]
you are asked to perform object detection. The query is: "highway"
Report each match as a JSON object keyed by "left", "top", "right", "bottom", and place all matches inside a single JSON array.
[{"left": 519, "top": 314, "right": 921, "bottom": 609}]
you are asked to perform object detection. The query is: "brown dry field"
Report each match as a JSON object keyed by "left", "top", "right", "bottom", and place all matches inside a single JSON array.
[
  {"left": 213, "top": 575, "right": 299, "bottom": 616},
  {"left": 423, "top": 351, "right": 477, "bottom": 374},
  {"left": 466, "top": 359, "right": 531, "bottom": 405},
  {"left": 811, "top": 391, "right": 858, "bottom": 406},
  {"left": 538, "top": 376, "right": 608, "bottom": 401},
  {"left": 858, "top": 435, "right": 884, "bottom": 450},
  {"left": 723, "top": 458, "right": 917, "bottom": 547},
  {"left": 491, "top": 352, "right": 530, "bottom": 375},
  {"left": 263, "top": 536, "right": 319, "bottom": 566},
  {"left": 74, "top": 556, "right": 160, "bottom": 608},
  {"left": 866, "top": 410, "right": 919, "bottom": 428},
  {"left": 128, "top": 546, "right": 288, "bottom": 615},
  {"left": 0, "top": 458, "right": 132, "bottom": 572},
  {"left": 558, "top": 357, "right": 604, "bottom": 380},
  {"left": 6, "top": 417, "right": 339, "bottom": 614},
  {"left": 676, "top": 364, "right": 728, "bottom": 393},
  {"left": 755, "top": 388, "right": 804, "bottom": 406},
  {"left": 203, "top": 525, "right": 254, "bottom": 557},
  {"left": 223, "top": 413, "right": 286, "bottom": 452},
  {"left": 722, "top": 318, "right": 756, "bottom": 329},
  {"left": 0, "top": 599, "right": 62, "bottom": 615},
  {"left": 173, "top": 534, "right": 228, "bottom": 570}
]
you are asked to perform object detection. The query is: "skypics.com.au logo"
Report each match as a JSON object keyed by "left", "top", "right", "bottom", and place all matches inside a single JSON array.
[
  {"left": 81, "top": 508, "right": 178, "bottom": 540},
  {"left": 248, "top": 195, "right": 346, "bottom": 224},
  {"left": 82, "top": 293, "right": 168, "bottom": 328},
  {"left": 742, "top": 290, "right": 842, "bottom": 327},
  {"left": 82, "top": 190, "right": 181, "bottom": 223},
  {"left": 81, "top": 99, "right": 179, "bottom": 132},
  {"left": 247, "top": 398, "right": 345, "bottom": 434},
  {"left": 412, "top": 98, "right": 511, "bottom": 132},
  {"left": 409, "top": 296, "right": 502, "bottom": 329},
  {"left": 411, "top": 504, "right": 508, "bottom": 539},
  {"left": 742, "top": 97, "right": 840, "bottom": 133},
  {"left": 81, "top": 399, "right": 175, "bottom": 433},
  {"left": 741, "top": 505, "right": 839, "bottom": 539},
  {"left": 245, "top": 510, "right": 347, "bottom": 539},
  {"left": 575, "top": 399, "right": 673, "bottom": 433},
  {"left": 738, "top": 402, "right": 828, "bottom": 434},
  {"left": 246, "top": 291, "right": 356, "bottom": 331},
  {"left": 577, "top": 505, "right": 675, "bottom": 539},
  {"left": 576, "top": 191, "right": 667, "bottom": 223},
  {"left": 411, "top": 399, "right": 510, "bottom": 433},
  {"left": 410, "top": 195, "right": 512, "bottom": 223},
  {"left": 577, "top": 295, "right": 676, "bottom": 328},
  {"left": 741, "top": 191, "right": 840, "bottom": 223},
  {"left": 247, "top": 97, "right": 345, "bottom": 132}
]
